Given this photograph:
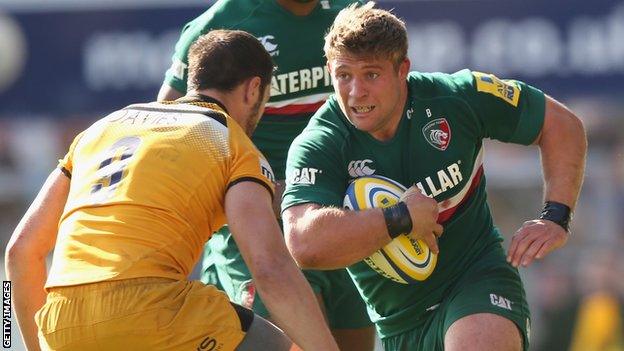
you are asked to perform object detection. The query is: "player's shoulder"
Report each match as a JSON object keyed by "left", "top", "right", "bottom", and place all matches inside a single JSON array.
[
  {"left": 327, "top": 0, "right": 365, "bottom": 11},
  {"left": 184, "top": 0, "right": 264, "bottom": 32},
  {"left": 127, "top": 101, "right": 227, "bottom": 124},
  {"left": 112, "top": 101, "right": 234, "bottom": 144},
  {"left": 408, "top": 69, "right": 478, "bottom": 99},
  {"left": 292, "top": 97, "right": 349, "bottom": 149},
  {"left": 309, "top": 97, "right": 350, "bottom": 136}
]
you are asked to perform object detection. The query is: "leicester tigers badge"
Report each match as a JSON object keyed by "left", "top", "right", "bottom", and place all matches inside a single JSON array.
[{"left": 422, "top": 118, "right": 451, "bottom": 151}]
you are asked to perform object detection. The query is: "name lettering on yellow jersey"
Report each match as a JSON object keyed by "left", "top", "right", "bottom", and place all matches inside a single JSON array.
[{"left": 108, "top": 109, "right": 179, "bottom": 125}]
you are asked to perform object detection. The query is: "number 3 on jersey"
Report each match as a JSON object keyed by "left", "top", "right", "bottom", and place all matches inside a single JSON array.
[{"left": 90, "top": 136, "right": 141, "bottom": 200}]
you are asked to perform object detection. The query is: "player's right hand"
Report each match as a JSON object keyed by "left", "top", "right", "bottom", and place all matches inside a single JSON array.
[{"left": 401, "top": 186, "right": 443, "bottom": 253}]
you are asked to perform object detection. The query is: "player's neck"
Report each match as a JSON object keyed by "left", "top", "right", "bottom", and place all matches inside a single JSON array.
[
  {"left": 275, "top": 0, "right": 318, "bottom": 16},
  {"left": 182, "top": 91, "right": 228, "bottom": 112},
  {"left": 192, "top": 89, "right": 234, "bottom": 114},
  {"left": 194, "top": 87, "right": 250, "bottom": 129}
]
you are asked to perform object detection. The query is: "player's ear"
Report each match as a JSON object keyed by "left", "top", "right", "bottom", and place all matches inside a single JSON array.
[
  {"left": 398, "top": 58, "right": 410, "bottom": 78},
  {"left": 244, "top": 76, "right": 262, "bottom": 104}
]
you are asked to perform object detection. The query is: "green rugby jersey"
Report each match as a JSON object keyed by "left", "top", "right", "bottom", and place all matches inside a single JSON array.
[
  {"left": 282, "top": 69, "right": 546, "bottom": 337},
  {"left": 164, "top": 0, "right": 360, "bottom": 178}
]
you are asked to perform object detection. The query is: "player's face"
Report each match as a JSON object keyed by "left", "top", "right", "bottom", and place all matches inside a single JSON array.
[
  {"left": 244, "top": 85, "right": 271, "bottom": 136},
  {"left": 329, "top": 54, "right": 409, "bottom": 141}
]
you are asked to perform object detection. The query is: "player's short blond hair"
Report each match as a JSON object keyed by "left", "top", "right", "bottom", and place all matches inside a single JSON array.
[{"left": 324, "top": 2, "right": 408, "bottom": 69}]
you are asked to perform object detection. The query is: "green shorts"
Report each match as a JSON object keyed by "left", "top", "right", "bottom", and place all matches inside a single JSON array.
[
  {"left": 381, "top": 245, "right": 530, "bottom": 351},
  {"left": 201, "top": 226, "right": 372, "bottom": 329}
]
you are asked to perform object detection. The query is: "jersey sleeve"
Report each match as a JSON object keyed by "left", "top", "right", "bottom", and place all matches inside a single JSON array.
[
  {"left": 58, "top": 131, "right": 86, "bottom": 178},
  {"left": 454, "top": 69, "right": 546, "bottom": 145},
  {"left": 282, "top": 120, "right": 347, "bottom": 211},
  {"left": 226, "top": 122, "right": 275, "bottom": 198}
]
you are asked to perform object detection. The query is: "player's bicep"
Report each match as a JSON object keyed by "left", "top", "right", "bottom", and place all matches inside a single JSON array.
[
  {"left": 531, "top": 95, "right": 579, "bottom": 146},
  {"left": 282, "top": 202, "right": 321, "bottom": 232},
  {"left": 282, "top": 132, "right": 346, "bottom": 212},
  {"left": 7, "top": 168, "right": 69, "bottom": 259}
]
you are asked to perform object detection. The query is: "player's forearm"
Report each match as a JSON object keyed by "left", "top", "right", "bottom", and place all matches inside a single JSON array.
[
  {"left": 225, "top": 182, "right": 338, "bottom": 349},
  {"left": 3, "top": 170, "right": 66, "bottom": 350},
  {"left": 538, "top": 97, "right": 587, "bottom": 209},
  {"left": 5, "top": 248, "right": 46, "bottom": 351},
  {"left": 253, "top": 254, "right": 338, "bottom": 351},
  {"left": 284, "top": 205, "right": 391, "bottom": 269}
]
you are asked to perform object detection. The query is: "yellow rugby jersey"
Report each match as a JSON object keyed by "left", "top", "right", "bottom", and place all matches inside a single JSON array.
[{"left": 46, "top": 95, "right": 275, "bottom": 288}]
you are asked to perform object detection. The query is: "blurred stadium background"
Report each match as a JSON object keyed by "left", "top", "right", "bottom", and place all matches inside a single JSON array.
[{"left": 0, "top": 0, "right": 622, "bottom": 350}]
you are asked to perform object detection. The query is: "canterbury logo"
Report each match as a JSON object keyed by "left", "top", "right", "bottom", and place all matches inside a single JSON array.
[
  {"left": 348, "top": 159, "right": 375, "bottom": 177},
  {"left": 257, "top": 35, "right": 279, "bottom": 56}
]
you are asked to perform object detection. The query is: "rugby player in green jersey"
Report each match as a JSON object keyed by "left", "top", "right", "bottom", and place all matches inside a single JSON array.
[
  {"left": 282, "top": 3, "right": 587, "bottom": 351},
  {"left": 158, "top": 1, "right": 375, "bottom": 350}
]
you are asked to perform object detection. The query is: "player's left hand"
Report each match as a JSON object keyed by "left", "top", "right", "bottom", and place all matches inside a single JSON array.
[{"left": 506, "top": 219, "right": 568, "bottom": 268}]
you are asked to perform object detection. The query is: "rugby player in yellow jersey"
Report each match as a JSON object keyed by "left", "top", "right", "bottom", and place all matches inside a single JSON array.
[{"left": 5, "top": 30, "right": 339, "bottom": 351}]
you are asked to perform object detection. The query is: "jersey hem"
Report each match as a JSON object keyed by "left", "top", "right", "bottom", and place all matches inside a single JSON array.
[{"left": 227, "top": 176, "right": 274, "bottom": 201}]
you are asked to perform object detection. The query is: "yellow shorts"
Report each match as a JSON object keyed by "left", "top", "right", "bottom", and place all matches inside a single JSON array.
[{"left": 35, "top": 278, "right": 247, "bottom": 351}]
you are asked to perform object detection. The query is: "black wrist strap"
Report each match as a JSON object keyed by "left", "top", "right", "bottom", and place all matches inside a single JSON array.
[
  {"left": 539, "top": 201, "right": 572, "bottom": 232},
  {"left": 382, "top": 201, "right": 413, "bottom": 239}
]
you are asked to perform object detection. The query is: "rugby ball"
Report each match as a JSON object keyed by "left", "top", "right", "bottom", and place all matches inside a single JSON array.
[{"left": 344, "top": 175, "right": 437, "bottom": 284}]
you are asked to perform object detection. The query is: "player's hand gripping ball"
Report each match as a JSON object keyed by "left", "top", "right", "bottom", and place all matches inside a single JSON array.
[{"left": 344, "top": 175, "right": 437, "bottom": 284}]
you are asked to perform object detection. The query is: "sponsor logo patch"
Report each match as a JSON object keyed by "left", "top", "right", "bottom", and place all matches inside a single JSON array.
[
  {"left": 259, "top": 157, "right": 275, "bottom": 183},
  {"left": 257, "top": 35, "right": 279, "bottom": 57},
  {"left": 422, "top": 118, "right": 451, "bottom": 151},
  {"left": 473, "top": 71, "right": 521, "bottom": 107},
  {"left": 197, "top": 335, "right": 220, "bottom": 350},
  {"left": 348, "top": 159, "right": 375, "bottom": 177},
  {"left": 288, "top": 167, "right": 321, "bottom": 185},
  {"left": 490, "top": 293, "right": 513, "bottom": 311}
]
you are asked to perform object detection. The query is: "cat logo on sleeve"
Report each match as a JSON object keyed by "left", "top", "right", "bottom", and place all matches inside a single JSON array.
[{"left": 473, "top": 71, "right": 520, "bottom": 107}]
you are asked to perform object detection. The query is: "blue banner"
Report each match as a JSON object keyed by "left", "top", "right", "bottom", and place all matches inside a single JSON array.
[{"left": 0, "top": 0, "right": 622, "bottom": 116}]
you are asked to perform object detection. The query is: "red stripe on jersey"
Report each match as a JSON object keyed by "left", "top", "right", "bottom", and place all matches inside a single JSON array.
[
  {"left": 264, "top": 101, "right": 325, "bottom": 115},
  {"left": 437, "top": 165, "right": 484, "bottom": 224}
]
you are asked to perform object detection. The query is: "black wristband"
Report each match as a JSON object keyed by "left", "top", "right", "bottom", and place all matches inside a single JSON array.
[
  {"left": 382, "top": 201, "right": 413, "bottom": 239},
  {"left": 539, "top": 201, "right": 572, "bottom": 232}
]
